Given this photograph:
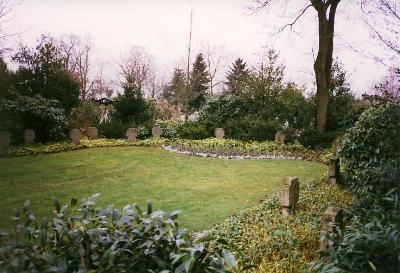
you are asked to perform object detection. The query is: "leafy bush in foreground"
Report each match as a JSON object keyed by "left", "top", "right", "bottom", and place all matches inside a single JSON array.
[
  {"left": 211, "top": 178, "right": 353, "bottom": 273},
  {"left": 0, "top": 195, "right": 237, "bottom": 273},
  {"left": 340, "top": 100, "right": 400, "bottom": 196},
  {"left": 313, "top": 191, "right": 400, "bottom": 273}
]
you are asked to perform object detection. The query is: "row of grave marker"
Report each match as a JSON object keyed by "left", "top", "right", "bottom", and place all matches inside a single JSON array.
[
  {"left": 0, "top": 127, "right": 287, "bottom": 152},
  {"left": 279, "top": 176, "right": 342, "bottom": 256}
]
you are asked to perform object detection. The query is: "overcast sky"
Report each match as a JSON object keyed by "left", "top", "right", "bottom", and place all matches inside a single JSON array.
[{"left": 4, "top": 0, "right": 393, "bottom": 96}]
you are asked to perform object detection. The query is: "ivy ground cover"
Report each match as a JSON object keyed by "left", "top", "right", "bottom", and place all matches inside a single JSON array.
[{"left": 0, "top": 146, "right": 324, "bottom": 230}]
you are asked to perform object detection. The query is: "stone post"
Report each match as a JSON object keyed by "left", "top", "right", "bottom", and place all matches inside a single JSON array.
[
  {"left": 152, "top": 127, "right": 162, "bottom": 138},
  {"left": 126, "top": 128, "right": 137, "bottom": 142},
  {"left": 69, "top": 129, "right": 81, "bottom": 146},
  {"left": 86, "top": 127, "right": 98, "bottom": 139},
  {"left": 275, "top": 131, "right": 286, "bottom": 144},
  {"left": 24, "top": 129, "right": 35, "bottom": 145},
  {"left": 319, "top": 207, "right": 343, "bottom": 254},
  {"left": 215, "top": 128, "right": 225, "bottom": 139},
  {"left": 280, "top": 176, "right": 299, "bottom": 216},
  {"left": 0, "top": 132, "right": 11, "bottom": 154},
  {"left": 328, "top": 160, "right": 337, "bottom": 186}
]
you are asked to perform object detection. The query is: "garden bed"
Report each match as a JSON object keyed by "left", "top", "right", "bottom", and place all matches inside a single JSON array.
[
  {"left": 211, "top": 177, "right": 353, "bottom": 273},
  {"left": 2, "top": 137, "right": 166, "bottom": 157},
  {"left": 164, "top": 138, "right": 330, "bottom": 164}
]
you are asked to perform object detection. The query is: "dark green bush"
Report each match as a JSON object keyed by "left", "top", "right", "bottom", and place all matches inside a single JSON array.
[
  {"left": 137, "top": 126, "right": 151, "bottom": 140},
  {"left": 298, "top": 128, "right": 338, "bottom": 149},
  {"left": 98, "top": 120, "right": 127, "bottom": 139},
  {"left": 177, "top": 122, "right": 210, "bottom": 140},
  {"left": 340, "top": 100, "right": 400, "bottom": 196},
  {"left": 69, "top": 101, "right": 101, "bottom": 129},
  {"left": 225, "top": 116, "right": 281, "bottom": 141},
  {"left": 0, "top": 95, "right": 67, "bottom": 143},
  {"left": 198, "top": 95, "right": 250, "bottom": 130},
  {"left": 314, "top": 192, "right": 400, "bottom": 273},
  {"left": 0, "top": 196, "right": 237, "bottom": 273},
  {"left": 315, "top": 101, "right": 400, "bottom": 273},
  {"left": 283, "top": 127, "right": 299, "bottom": 144}
]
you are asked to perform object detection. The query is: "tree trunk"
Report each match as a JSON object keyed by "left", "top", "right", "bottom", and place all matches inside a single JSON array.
[{"left": 313, "top": 0, "right": 339, "bottom": 133}]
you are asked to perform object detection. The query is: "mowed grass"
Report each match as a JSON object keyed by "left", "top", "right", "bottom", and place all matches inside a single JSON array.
[{"left": 0, "top": 147, "right": 325, "bottom": 230}]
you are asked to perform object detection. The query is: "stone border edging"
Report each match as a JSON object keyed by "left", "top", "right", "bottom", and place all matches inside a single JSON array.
[{"left": 162, "top": 145, "right": 305, "bottom": 161}]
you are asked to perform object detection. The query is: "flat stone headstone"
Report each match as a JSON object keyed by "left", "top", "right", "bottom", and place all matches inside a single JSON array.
[
  {"left": 280, "top": 176, "right": 299, "bottom": 216},
  {"left": 275, "top": 131, "right": 286, "bottom": 145},
  {"left": 24, "top": 129, "right": 35, "bottom": 145},
  {"left": 152, "top": 127, "right": 162, "bottom": 138},
  {"left": 86, "top": 127, "right": 98, "bottom": 139},
  {"left": 69, "top": 129, "right": 81, "bottom": 146},
  {"left": 0, "top": 131, "right": 10, "bottom": 153},
  {"left": 126, "top": 128, "right": 137, "bottom": 142},
  {"left": 215, "top": 128, "right": 225, "bottom": 139}
]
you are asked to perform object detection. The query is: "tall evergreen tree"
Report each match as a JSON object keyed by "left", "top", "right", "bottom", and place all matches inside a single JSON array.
[
  {"left": 225, "top": 57, "right": 250, "bottom": 94},
  {"left": 0, "top": 57, "right": 12, "bottom": 98},
  {"left": 189, "top": 53, "right": 209, "bottom": 111},
  {"left": 162, "top": 67, "right": 186, "bottom": 107}
]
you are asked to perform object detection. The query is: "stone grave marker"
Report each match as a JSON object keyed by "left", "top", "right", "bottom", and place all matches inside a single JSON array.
[
  {"left": 275, "top": 131, "right": 286, "bottom": 144},
  {"left": 0, "top": 131, "right": 11, "bottom": 153},
  {"left": 126, "top": 128, "right": 137, "bottom": 142},
  {"left": 70, "top": 129, "right": 81, "bottom": 146},
  {"left": 215, "top": 128, "right": 225, "bottom": 139},
  {"left": 280, "top": 176, "right": 299, "bottom": 216},
  {"left": 152, "top": 127, "right": 162, "bottom": 138},
  {"left": 24, "top": 129, "right": 35, "bottom": 145},
  {"left": 87, "top": 127, "right": 98, "bottom": 139},
  {"left": 319, "top": 207, "right": 343, "bottom": 254}
]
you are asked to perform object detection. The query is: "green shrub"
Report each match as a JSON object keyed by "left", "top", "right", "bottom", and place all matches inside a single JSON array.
[
  {"left": 225, "top": 116, "right": 281, "bottom": 141},
  {"left": 211, "top": 177, "right": 353, "bottom": 273},
  {"left": 154, "top": 119, "right": 180, "bottom": 139},
  {"left": 98, "top": 120, "right": 127, "bottom": 139},
  {"left": 283, "top": 127, "right": 299, "bottom": 144},
  {"left": 298, "top": 128, "right": 338, "bottom": 149},
  {"left": 0, "top": 95, "right": 68, "bottom": 143},
  {"left": 69, "top": 101, "right": 101, "bottom": 129},
  {"left": 0, "top": 196, "right": 237, "bottom": 273},
  {"left": 177, "top": 122, "right": 210, "bottom": 140},
  {"left": 137, "top": 126, "right": 151, "bottom": 140},
  {"left": 313, "top": 192, "right": 400, "bottom": 273},
  {"left": 340, "top": 100, "right": 400, "bottom": 196}
]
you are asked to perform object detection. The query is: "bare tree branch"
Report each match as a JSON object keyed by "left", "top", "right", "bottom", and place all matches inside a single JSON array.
[{"left": 278, "top": 4, "right": 313, "bottom": 32}]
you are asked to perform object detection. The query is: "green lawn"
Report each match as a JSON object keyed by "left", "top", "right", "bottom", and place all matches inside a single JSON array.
[{"left": 0, "top": 147, "right": 325, "bottom": 230}]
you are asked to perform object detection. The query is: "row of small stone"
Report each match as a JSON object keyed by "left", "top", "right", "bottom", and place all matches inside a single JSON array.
[{"left": 161, "top": 145, "right": 304, "bottom": 161}]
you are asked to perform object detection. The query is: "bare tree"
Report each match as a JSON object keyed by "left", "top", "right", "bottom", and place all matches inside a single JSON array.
[
  {"left": 374, "top": 67, "right": 400, "bottom": 99},
  {"left": 91, "top": 64, "right": 114, "bottom": 99},
  {"left": 0, "top": 0, "right": 15, "bottom": 55},
  {"left": 119, "top": 46, "right": 153, "bottom": 94},
  {"left": 362, "top": 0, "right": 400, "bottom": 62},
  {"left": 254, "top": 0, "right": 344, "bottom": 132},
  {"left": 60, "top": 35, "right": 97, "bottom": 100},
  {"left": 147, "top": 74, "right": 164, "bottom": 99},
  {"left": 202, "top": 43, "right": 227, "bottom": 96}
]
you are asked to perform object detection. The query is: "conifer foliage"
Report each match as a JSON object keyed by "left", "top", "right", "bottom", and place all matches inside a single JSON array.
[
  {"left": 189, "top": 53, "right": 209, "bottom": 111},
  {"left": 225, "top": 57, "right": 250, "bottom": 94}
]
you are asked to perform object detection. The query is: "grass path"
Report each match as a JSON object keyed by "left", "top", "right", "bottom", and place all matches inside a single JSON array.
[{"left": 0, "top": 147, "right": 325, "bottom": 230}]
